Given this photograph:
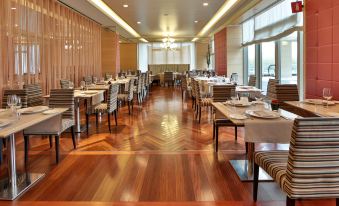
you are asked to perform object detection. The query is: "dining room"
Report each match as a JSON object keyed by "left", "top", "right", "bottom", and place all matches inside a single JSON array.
[{"left": 0, "top": 0, "right": 339, "bottom": 206}]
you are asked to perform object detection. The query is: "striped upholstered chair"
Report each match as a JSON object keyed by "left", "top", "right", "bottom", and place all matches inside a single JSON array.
[
  {"left": 194, "top": 80, "right": 212, "bottom": 123},
  {"left": 134, "top": 76, "right": 143, "bottom": 104},
  {"left": 84, "top": 76, "right": 93, "bottom": 85},
  {"left": 118, "top": 79, "right": 135, "bottom": 114},
  {"left": 248, "top": 75, "right": 256, "bottom": 87},
  {"left": 23, "top": 89, "right": 76, "bottom": 164},
  {"left": 2, "top": 89, "right": 28, "bottom": 109},
  {"left": 266, "top": 79, "right": 279, "bottom": 99},
  {"left": 276, "top": 84, "right": 299, "bottom": 102},
  {"left": 105, "top": 73, "right": 113, "bottom": 81},
  {"left": 212, "top": 85, "right": 240, "bottom": 152},
  {"left": 253, "top": 118, "right": 339, "bottom": 206},
  {"left": 180, "top": 75, "right": 191, "bottom": 99},
  {"left": 60, "top": 79, "right": 71, "bottom": 89},
  {"left": 23, "top": 84, "right": 44, "bottom": 107},
  {"left": 94, "top": 84, "right": 119, "bottom": 133}
]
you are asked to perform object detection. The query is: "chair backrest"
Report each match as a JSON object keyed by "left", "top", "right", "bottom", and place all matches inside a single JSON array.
[
  {"left": 276, "top": 84, "right": 299, "bottom": 102},
  {"left": 142, "top": 73, "right": 147, "bottom": 87},
  {"left": 2, "top": 89, "right": 28, "bottom": 108},
  {"left": 164, "top": 72, "right": 174, "bottom": 81},
  {"left": 23, "top": 84, "right": 43, "bottom": 107},
  {"left": 181, "top": 76, "right": 188, "bottom": 90},
  {"left": 194, "top": 80, "right": 202, "bottom": 101},
  {"left": 128, "top": 79, "right": 135, "bottom": 101},
  {"left": 60, "top": 79, "right": 70, "bottom": 89},
  {"left": 137, "top": 76, "right": 143, "bottom": 93},
  {"left": 83, "top": 76, "right": 92, "bottom": 85},
  {"left": 212, "top": 85, "right": 235, "bottom": 102},
  {"left": 49, "top": 89, "right": 74, "bottom": 120},
  {"left": 105, "top": 73, "right": 113, "bottom": 80},
  {"left": 191, "top": 78, "right": 196, "bottom": 98},
  {"left": 285, "top": 118, "right": 339, "bottom": 198},
  {"left": 107, "top": 84, "right": 119, "bottom": 113},
  {"left": 248, "top": 75, "right": 256, "bottom": 87},
  {"left": 266, "top": 79, "right": 279, "bottom": 99}
]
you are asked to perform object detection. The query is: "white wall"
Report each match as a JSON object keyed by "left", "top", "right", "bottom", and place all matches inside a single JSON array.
[{"left": 227, "top": 25, "right": 243, "bottom": 84}]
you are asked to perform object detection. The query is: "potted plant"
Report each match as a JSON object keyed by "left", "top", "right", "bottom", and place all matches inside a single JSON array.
[
  {"left": 206, "top": 44, "right": 211, "bottom": 70},
  {"left": 271, "top": 99, "right": 280, "bottom": 111}
]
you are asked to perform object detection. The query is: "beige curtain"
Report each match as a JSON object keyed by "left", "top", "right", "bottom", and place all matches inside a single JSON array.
[{"left": 0, "top": 0, "right": 102, "bottom": 97}]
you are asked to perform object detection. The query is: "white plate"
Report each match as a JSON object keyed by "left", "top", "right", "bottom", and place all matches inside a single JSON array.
[
  {"left": 18, "top": 106, "right": 49, "bottom": 114},
  {"left": 83, "top": 91, "right": 98, "bottom": 95},
  {"left": 229, "top": 114, "right": 248, "bottom": 120},
  {"left": 246, "top": 110, "right": 280, "bottom": 119},
  {"left": 252, "top": 101, "right": 265, "bottom": 105},
  {"left": 0, "top": 118, "right": 14, "bottom": 128},
  {"left": 226, "top": 100, "right": 252, "bottom": 107},
  {"left": 42, "top": 109, "right": 59, "bottom": 115},
  {"left": 304, "top": 99, "right": 335, "bottom": 105}
]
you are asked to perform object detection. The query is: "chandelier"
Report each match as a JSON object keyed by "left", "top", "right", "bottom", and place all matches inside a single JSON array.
[{"left": 161, "top": 37, "right": 177, "bottom": 50}]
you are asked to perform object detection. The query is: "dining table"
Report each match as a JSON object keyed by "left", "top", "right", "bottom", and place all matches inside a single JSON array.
[
  {"left": 0, "top": 107, "right": 67, "bottom": 200},
  {"left": 285, "top": 99, "right": 339, "bottom": 117},
  {"left": 212, "top": 101, "right": 298, "bottom": 181}
]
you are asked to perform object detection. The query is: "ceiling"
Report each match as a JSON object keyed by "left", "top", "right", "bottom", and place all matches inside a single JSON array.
[{"left": 58, "top": 0, "right": 275, "bottom": 43}]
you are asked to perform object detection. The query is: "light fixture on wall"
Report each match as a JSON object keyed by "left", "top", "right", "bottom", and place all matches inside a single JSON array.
[{"left": 161, "top": 37, "right": 177, "bottom": 50}]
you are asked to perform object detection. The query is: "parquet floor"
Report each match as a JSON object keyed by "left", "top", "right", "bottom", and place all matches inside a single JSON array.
[{"left": 0, "top": 86, "right": 335, "bottom": 205}]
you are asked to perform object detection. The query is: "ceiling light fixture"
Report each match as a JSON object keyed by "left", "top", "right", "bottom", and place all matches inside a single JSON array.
[
  {"left": 140, "top": 38, "right": 148, "bottom": 43},
  {"left": 194, "top": 20, "right": 198, "bottom": 23},
  {"left": 123, "top": 4, "right": 128, "bottom": 8},
  {"left": 203, "top": 2, "right": 209, "bottom": 6},
  {"left": 87, "top": 0, "right": 148, "bottom": 42},
  {"left": 11, "top": 7, "right": 16, "bottom": 10},
  {"left": 161, "top": 37, "right": 177, "bottom": 50},
  {"left": 137, "top": 21, "right": 141, "bottom": 24},
  {"left": 192, "top": 0, "right": 239, "bottom": 42}
]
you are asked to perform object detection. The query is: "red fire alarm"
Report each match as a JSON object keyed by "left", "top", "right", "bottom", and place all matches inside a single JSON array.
[{"left": 291, "top": 1, "right": 303, "bottom": 13}]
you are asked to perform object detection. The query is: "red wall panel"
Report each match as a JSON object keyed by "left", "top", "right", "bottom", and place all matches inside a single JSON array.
[
  {"left": 214, "top": 28, "right": 227, "bottom": 75},
  {"left": 305, "top": 0, "right": 339, "bottom": 99}
]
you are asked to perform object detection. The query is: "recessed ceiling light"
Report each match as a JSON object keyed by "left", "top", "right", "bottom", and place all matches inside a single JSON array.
[
  {"left": 203, "top": 2, "right": 208, "bottom": 6},
  {"left": 137, "top": 21, "right": 141, "bottom": 24},
  {"left": 194, "top": 20, "right": 198, "bottom": 23},
  {"left": 123, "top": 4, "right": 128, "bottom": 8},
  {"left": 11, "top": 7, "right": 16, "bottom": 10}
]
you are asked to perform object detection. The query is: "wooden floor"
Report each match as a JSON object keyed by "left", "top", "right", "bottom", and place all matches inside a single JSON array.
[{"left": 0, "top": 86, "right": 335, "bottom": 205}]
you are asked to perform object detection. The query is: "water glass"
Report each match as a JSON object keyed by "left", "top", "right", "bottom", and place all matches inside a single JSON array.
[{"left": 323, "top": 88, "right": 332, "bottom": 108}]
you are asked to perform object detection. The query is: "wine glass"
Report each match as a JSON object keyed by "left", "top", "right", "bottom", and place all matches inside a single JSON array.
[
  {"left": 7, "top": 95, "right": 18, "bottom": 112},
  {"left": 69, "top": 81, "right": 74, "bottom": 89},
  {"left": 323, "top": 88, "right": 333, "bottom": 108},
  {"left": 16, "top": 97, "right": 22, "bottom": 119},
  {"left": 93, "top": 77, "right": 98, "bottom": 84}
]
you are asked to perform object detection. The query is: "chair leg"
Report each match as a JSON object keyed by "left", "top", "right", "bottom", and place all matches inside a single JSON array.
[
  {"left": 108, "top": 112, "right": 111, "bottom": 133},
  {"left": 55, "top": 136, "right": 60, "bottom": 164},
  {"left": 245, "top": 142, "right": 248, "bottom": 154},
  {"left": 235, "top": 126, "right": 238, "bottom": 140},
  {"left": 71, "top": 126, "right": 76, "bottom": 149},
  {"left": 86, "top": 113, "right": 89, "bottom": 135},
  {"left": 49, "top": 135, "right": 53, "bottom": 148},
  {"left": 215, "top": 125, "right": 219, "bottom": 152},
  {"left": 95, "top": 113, "right": 99, "bottom": 127},
  {"left": 0, "top": 139, "right": 2, "bottom": 164},
  {"left": 114, "top": 110, "right": 118, "bottom": 126},
  {"left": 336, "top": 198, "right": 339, "bottom": 206},
  {"left": 213, "top": 122, "right": 215, "bottom": 140},
  {"left": 286, "top": 197, "right": 295, "bottom": 206},
  {"left": 128, "top": 101, "right": 131, "bottom": 115},
  {"left": 253, "top": 162, "right": 259, "bottom": 201},
  {"left": 24, "top": 135, "right": 29, "bottom": 165},
  {"left": 198, "top": 106, "right": 202, "bottom": 123}
]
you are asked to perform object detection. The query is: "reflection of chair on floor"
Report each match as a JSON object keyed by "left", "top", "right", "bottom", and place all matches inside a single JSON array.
[{"left": 253, "top": 118, "right": 339, "bottom": 206}]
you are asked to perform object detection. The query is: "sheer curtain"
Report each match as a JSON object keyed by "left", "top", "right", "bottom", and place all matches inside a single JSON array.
[
  {"left": 0, "top": 0, "right": 102, "bottom": 96},
  {"left": 242, "top": 0, "right": 303, "bottom": 45},
  {"left": 138, "top": 42, "right": 195, "bottom": 71}
]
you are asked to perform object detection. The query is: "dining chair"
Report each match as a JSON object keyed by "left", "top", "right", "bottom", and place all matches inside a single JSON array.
[
  {"left": 195, "top": 80, "right": 212, "bottom": 123},
  {"left": 181, "top": 76, "right": 191, "bottom": 99},
  {"left": 94, "top": 84, "right": 119, "bottom": 133},
  {"left": 23, "top": 83, "right": 44, "bottom": 107},
  {"left": 118, "top": 79, "right": 135, "bottom": 114},
  {"left": 84, "top": 76, "right": 93, "bottom": 85},
  {"left": 211, "top": 85, "right": 240, "bottom": 152},
  {"left": 164, "top": 72, "right": 174, "bottom": 87},
  {"left": 60, "top": 79, "right": 71, "bottom": 89},
  {"left": 134, "top": 76, "right": 143, "bottom": 105},
  {"left": 142, "top": 73, "right": 147, "bottom": 99},
  {"left": 266, "top": 79, "right": 279, "bottom": 99},
  {"left": 23, "top": 89, "right": 76, "bottom": 164},
  {"left": 105, "top": 73, "right": 113, "bottom": 81},
  {"left": 275, "top": 84, "right": 299, "bottom": 102},
  {"left": 191, "top": 78, "right": 197, "bottom": 110},
  {"left": 248, "top": 75, "right": 256, "bottom": 87},
  {"left": 253, "top": 117, "right": 339, "bottom": 206}
]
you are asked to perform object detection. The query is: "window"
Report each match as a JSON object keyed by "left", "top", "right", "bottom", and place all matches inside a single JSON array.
[
  {"left": 261, "top": 42, "right": 276, "bottom": 93},
  {"left": 15, "top": 44, "right": 40, "bottom": 74},
  {"left": 280, "top": 32, "right": 298, "bottom": 84},
  {"left": 247, "top": 45, "right": 255, "bottom": 78}
]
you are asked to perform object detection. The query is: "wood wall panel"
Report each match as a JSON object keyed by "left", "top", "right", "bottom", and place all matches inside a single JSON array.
[
  {"left": 120, "top": 43, "right": 138, "bottom": 71},
  {"left": 101, "top": 29, "right": 120, "bottom": 76},
  {"left": 195, "top": 42, "right": 209, "bottom": 70},
  {"left": 214, "top": 28, "right": 227, "bottom": 75}
]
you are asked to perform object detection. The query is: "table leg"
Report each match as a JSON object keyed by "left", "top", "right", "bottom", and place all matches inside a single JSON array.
[
  {"left": 0, "top": 134, "right": 45, "bottom": 200},
  {"left": 75, "top": 98, "right": 81, "bottom": 132},
  {"left": 247, "top": 142, "right": 255, "bottom": 177}
]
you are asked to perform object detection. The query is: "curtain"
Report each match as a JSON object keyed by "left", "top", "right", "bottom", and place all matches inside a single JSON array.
[
  {"left": 242, "top": 0, "right": 303, "bottom": 45},
  {"left": 0, "top": 0, "right": 102, "bottom": 97}
]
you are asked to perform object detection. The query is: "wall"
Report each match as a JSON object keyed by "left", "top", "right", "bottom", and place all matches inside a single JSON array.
[
  {"left": 227, "top": 25, "right": 243, "bottom": 84},
  {"left": 101, "top": 29, "right": 120, "bottom": 76},
  {"left": 120, "top": 43, "right": 138, "bottom": 71},
  {"left": 305, "top": 0, "right": 339, "bottom": 99},
  {"left": 214, "top": 28, "right": 227, "bottom": 75},
  {"left": 195, "top": 42, "right": 209, "bottom": 70}
]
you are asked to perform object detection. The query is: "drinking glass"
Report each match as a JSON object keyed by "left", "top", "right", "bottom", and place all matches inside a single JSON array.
[
  {"left": 323, "top": 88, "right": 333, "bottom": 108},
  {"left": 16, "top": 97, "right": 22, "bottom": 119},
  {"left": 80, "top": 81, "right": 85, "bottom": 90},
  {"left": 93, "top": 77, "right": 98, "bottom": 84},
  {"left": 7, "top": 95, "right": 18, "bottom": 112}
]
